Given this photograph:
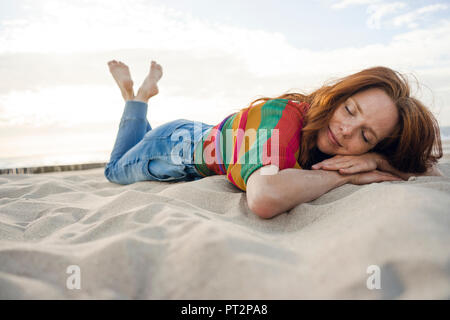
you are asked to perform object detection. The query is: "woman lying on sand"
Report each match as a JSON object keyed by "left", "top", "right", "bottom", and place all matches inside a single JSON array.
[{"left": 104, "top": 60, "right": 443, "bottom": 218}]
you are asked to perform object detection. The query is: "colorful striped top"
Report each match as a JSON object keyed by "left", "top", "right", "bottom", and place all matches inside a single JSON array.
[{"left": 193, "top": 99, "right": 310, "bottom": 191}]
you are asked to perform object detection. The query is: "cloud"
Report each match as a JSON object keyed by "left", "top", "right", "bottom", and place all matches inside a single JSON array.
[
  {"left": 366, "top": 2, "right": 407, "bottom": 29},
  {"left": 331, "top": 0, "right": 382, "bottom": 10},
  {"left": 332, "top": 0, "right": 447, "bottom": 30},
  {"left": 0, "top": 0, "right": 449, "bottom": 125},
  {"left": 0, "top": 0, "right": 291, "bottom": 56},
  {"left": 392, "top": 3, "right": 449, "bottom": 28},
  {"left": 1, "top": 19, "right": 28, "bottom": 26}
]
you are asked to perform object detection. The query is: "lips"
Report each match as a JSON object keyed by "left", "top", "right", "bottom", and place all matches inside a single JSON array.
[{"left": 328, "top": 126, "right": 341, "bottom": 147}]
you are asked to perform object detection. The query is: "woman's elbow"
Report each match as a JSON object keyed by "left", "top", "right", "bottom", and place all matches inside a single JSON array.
[
  {"left": 246, "top": 168, "right": 283, "bottom": 219},
  {"left": 248, "top": 165, "right": 307, "bottom": 218},
  {"left": 247, "top": 190, "right": 282, "bottom": 219},
  {"left": 248, "top": 199, "right": 278, "bottom": 219}
]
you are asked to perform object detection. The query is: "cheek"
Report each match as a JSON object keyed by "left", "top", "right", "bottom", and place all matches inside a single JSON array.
[
  {"left": 328, "top": 112, "right": 342, "bottom": 129},
  {"left": 332, "top": 111, "right": 345, "bottom": 124},
  {"left": 316, "top": 128, "right": 329, "bottom": 152},
  {"left": 346, "top": 141, "right": 369, "bottom": 154}
]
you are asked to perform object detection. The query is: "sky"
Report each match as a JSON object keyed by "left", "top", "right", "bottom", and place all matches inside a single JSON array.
[{"left": 0, "top": 0, "right": 449, "bottom": 167}]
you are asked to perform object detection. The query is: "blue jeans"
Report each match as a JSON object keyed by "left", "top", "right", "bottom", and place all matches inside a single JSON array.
[{"left": 104, "top": 100, "right": 214, "bottom": 185}]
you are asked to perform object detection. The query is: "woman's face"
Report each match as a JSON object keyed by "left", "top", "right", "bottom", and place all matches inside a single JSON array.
[{"left": 316, "top": 87, "right": 399, "bottom": 155}]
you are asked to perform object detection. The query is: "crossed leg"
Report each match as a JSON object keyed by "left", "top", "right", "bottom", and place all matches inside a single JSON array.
[
  {"left": 104, "top": 59, "right": 204, "bottom": 184},
  {"left": 107, "top": 59, "right": 163, "bottom": 104},
  {"left": 105, "top": 60, "right": 164, "bottom": 179}
]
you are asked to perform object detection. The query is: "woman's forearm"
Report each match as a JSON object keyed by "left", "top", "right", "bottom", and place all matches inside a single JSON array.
[{"left": 268, "top": 168, "right": 350, "bottom": 216}]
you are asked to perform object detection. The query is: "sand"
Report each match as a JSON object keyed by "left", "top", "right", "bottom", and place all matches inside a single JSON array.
[{"left": 0, "top": 163, "right": 449, "bottom": 299}]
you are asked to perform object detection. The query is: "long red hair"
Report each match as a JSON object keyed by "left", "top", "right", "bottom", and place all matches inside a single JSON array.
[{"left": 245, "top": 66, "right": 442, "bottom": 173}]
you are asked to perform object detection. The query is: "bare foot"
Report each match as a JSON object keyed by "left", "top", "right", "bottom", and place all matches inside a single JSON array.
[
  {"left": 107, "top": 60, "right": 135, "bottom": 101},
  {"left": 135, "top": 61, "right": 163, "bottom": 103}
]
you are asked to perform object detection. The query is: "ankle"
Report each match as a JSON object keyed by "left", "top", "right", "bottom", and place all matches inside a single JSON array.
[
  {"left": 121, "top": 89, "right": 135, "bottom": 102},
  {"left": 134, "top": 92, "right": 149, "bottom": 103}
]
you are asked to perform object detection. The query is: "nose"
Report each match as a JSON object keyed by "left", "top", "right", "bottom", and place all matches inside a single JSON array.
[{"left": 340, "top": 123, "right": 356, "bottom": 138}]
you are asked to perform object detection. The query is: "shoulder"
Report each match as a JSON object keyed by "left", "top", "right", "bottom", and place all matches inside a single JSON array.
[
  {"left": 260, "top": 99, "right": 289, "bottom": 109},
  {"left": 261, "top": 99, "right": 309, "bottom": 122},
  {"left": 259, "top": 99, "right": 310, "bottom": 112}
]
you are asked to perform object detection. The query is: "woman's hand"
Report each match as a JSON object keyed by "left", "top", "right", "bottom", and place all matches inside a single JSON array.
[
  {"left": 346, "top": 169, "right": 403, "bottom": 185},
  {"left": 311, "top": 152, "right": 384, "bottom": 175},
  {"left": 312, "top": 152, "right": 444, "bottom": 180},
  {"left": 311, "top": 153, "right": 403, "bottom": 184}
]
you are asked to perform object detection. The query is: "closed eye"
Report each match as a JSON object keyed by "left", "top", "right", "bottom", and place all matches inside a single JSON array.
[
  {"left": 345, "top": 106, "right": 352, "bottom": 115},
  {"left": 345, "top": 106, "right": 370, "bottom": 144}
]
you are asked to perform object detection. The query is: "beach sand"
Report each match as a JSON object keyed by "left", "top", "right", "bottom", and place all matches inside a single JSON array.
[{"left": 0, "top": 163, "right": 449, "bottom": 299}]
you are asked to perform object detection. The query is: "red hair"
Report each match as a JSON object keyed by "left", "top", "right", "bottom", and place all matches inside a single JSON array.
[{"left": 246, "top": 66, "right": 442, "bottom": 173}]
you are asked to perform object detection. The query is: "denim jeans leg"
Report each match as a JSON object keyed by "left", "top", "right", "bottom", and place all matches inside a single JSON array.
[
  {"left": 104, "top": 100, "right": 212, "bottom": 185},
  {"left": 142, "top": 119, "right": 212, "bottom": 182},
  {"left": 104, "top": 100, "right": 154, "bottom": 184},
  {"left": 106, "top": 100, "right": 150, "bottom": 163}
]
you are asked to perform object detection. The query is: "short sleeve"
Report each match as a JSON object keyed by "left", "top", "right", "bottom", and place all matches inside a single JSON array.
[{"left": 225, "top": 99, "right": 306, "bottom": 191}]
